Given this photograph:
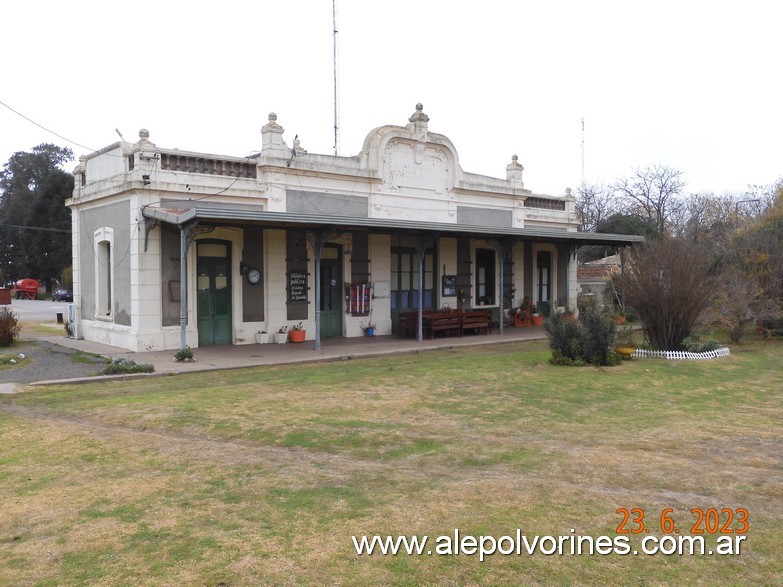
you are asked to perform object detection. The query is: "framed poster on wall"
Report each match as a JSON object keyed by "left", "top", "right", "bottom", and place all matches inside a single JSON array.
[{"left": 441, "top": 275, "right": 457, "bottom": 297}]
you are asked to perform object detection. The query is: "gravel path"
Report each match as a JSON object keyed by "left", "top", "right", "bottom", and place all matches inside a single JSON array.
[{"left": 0, "top": 340, "right": 107, "bottom": 384}]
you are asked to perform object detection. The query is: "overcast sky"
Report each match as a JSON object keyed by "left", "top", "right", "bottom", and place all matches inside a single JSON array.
[{"left": 2, "top": 0, "right": 781, "bottom": 197}]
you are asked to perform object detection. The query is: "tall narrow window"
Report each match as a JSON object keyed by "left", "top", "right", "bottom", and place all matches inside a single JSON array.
[
  {"left": 94, "top": 227, "right": 114, "bottom": 319},
  {"left": 537, "top": 250, "right": 551, "bottom": 305},
  {"left": 475, "top": 248, "right": 496, "bottom": 305}
]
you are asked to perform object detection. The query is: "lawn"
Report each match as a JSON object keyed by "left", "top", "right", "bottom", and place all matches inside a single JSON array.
[{"left": 0, "top": 338, "right": 781, "bottom": 586}]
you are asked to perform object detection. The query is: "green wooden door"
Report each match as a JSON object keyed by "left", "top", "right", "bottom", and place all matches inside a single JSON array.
[
  {"left": 197, "top": 241, "right": 232, "bottom": 346},
  {"left": 320, "top": 246, "right": 342, "bottom": 337}
]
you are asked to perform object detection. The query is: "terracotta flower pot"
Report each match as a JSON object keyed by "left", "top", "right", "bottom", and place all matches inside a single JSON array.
[
  {"left": 289, "top": 330, "right": 306, "bottom": 343},
  {"left": 532, "top": 315, "right": 543, "bottom": 326}
]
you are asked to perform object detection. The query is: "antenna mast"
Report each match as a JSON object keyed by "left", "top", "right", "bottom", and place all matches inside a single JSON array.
[
  {"left": 332, "top": 0, "right": 340, "bottom": 156},
  {"left": 580, "top": 117, "right": 585, "bottom": 188}
]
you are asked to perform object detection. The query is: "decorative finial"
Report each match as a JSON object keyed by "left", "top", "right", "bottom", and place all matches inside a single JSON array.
[
  {"left": 407, "top": 103, "right": 429, "bottom": 136},
  {"left": 138, "top": 129, "right": 150, "bottom": 140},
  {"left": 506, "top": 154, "right": 524, "bottom": 185},
  {"left": 262, "top": 112, "right": 283, "bottom": 134}
]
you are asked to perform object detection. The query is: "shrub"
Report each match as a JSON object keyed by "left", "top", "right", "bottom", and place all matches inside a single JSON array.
[
  {"left": 0, "top": 307, "right": 20, "bottom": 347},
  {"left": 543, "top": 300, "right": 619, "bottom": 366},
  {"left": 682, "top": 335, "right": 720, "bottom": 353},
  {"left": 612, "top": 239, "right": 716, "bottom": 350},
  {"left": 543, "top": 312, "right": 582, "bottom": 362},
  {"left": 173, "top": 346, "right": 194, "bottom": 361},
  {"left": 100, "top": 357, "right": 154, "bottom": 375}
]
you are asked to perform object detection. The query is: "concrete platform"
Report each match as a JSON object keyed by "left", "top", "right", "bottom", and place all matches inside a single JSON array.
[{"left": 37, "top": 326, "right": 548, "bottom": 382}]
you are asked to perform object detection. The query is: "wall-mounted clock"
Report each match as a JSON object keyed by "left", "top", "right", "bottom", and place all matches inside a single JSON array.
[{"left": 246, "top": 268, "right": 261, "bottom": 285}]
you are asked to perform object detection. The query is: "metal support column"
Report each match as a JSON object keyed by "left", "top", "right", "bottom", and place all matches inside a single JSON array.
[
  {"left": 177, "top": 220, "right": 214, "bottom": 351},
  {"left": 487, "top": 237, "right": 519, "bottom": 336}
]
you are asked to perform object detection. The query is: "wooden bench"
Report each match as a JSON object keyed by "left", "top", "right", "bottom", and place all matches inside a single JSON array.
[
  {"left": 398, "top": 310, "right": 433, "bottom": 339},
  {"left": 461, "top": 309, "right": 492, "bottom": 336},
  {"left": 428, "top": 310, "right": 462, "bottom": 339}
]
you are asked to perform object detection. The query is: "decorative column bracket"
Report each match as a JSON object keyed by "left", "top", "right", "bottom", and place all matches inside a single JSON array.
[
  {"left": 182, "top": 220, "right": 215, "bottom": 254},
  {"left": 143, "top": 217, "right": 157, "bottom": 252}
]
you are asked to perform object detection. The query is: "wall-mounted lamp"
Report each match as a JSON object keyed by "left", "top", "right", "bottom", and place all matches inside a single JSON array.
[{"left": 142, "top": 174, "right": 151, "bottom": 185}]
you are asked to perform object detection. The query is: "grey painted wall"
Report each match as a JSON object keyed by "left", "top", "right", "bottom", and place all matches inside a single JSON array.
[
  {"left": 160, "top": 227, "right": 182, "bottom": 327},
  {"left": 242, "top": 226, "right": 264, "bottom": 322},
  {"left": 286, "top": 190, "right": 369, "bottom": 218},
  {"left": 457, "top": 206, "right": 512, "bottom": 227},
  {"left": 79, "top": 200, "right": 131, "bottom": 326}
]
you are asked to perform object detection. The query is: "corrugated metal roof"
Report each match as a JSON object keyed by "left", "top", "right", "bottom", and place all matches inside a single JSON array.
[{"left": 142, "top": 205, "right": 644, "bottom": 245}]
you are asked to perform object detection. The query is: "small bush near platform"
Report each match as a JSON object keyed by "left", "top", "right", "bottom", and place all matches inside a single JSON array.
[
  {"left": 100, "top": 357, "right": 154, "bottom": 375},
  {"left": 544, "top": 300, "right": 619, "bottom": 366},
  {"left": 0, "top": 307, "right": 20, "bottom": 347}
]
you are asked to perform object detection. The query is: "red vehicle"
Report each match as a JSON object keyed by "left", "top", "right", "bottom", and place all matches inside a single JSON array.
[{"left": 14, "top": 278, "right": 39, "bottom": 300}]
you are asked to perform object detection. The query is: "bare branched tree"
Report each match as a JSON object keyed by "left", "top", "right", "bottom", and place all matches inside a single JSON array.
[
  {"left": 575, "top": 183, "right": 617, "bottom": 232},
  {"left": 613, "top": 239, "right": 716, "bottom": 350},
  {"left": 706, "top": 194, "right": 783, "bottom": 342},
  {"left": 612, "top": 165, "right": 685, "bottom": 237},
  {"left": 670, "top": 192, "right": 737, "bottom": 247}
]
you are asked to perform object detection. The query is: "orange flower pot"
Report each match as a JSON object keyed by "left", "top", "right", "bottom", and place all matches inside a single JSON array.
[{"left": 288, "top": 330, "right": 306, "bottom": 343}]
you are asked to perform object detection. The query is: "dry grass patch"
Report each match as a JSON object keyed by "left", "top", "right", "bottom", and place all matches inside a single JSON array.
[{"left": 0, "top": 337, "right": 781, "bottom": 585}]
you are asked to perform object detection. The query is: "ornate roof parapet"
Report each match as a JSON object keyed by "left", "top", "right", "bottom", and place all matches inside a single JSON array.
[{"left": 506, "top": 154, "right": 524, "bottom": 186}]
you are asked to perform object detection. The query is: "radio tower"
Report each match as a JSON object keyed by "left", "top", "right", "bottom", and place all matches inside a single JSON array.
[
  {"left": 581, "top": 117, "right": 585, "bottom": 189},
  {"left": 332, "top": 0, "right": 340, "bottom": 156}
]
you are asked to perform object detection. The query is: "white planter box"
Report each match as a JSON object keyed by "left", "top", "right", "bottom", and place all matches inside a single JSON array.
[
  {"left": 273, "top": 332, "right": 288, "bottom": 344},
  {"left": 255, "top": 332, "right": 269, "bottom": 344}
]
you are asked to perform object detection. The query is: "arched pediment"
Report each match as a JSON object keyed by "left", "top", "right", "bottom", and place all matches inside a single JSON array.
[{"left": 359, "top": 104, "right": 463, "bottom": 196}]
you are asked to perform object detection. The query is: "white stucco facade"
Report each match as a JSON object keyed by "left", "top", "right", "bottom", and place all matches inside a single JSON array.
[{"left": 67, "top": 105, "right": 635, "bottom": 352}]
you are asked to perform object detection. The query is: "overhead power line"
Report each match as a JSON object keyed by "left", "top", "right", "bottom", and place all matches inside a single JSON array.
[
  {"left": 0, "top": 98, "right": 96, "bottom": 152},
  {"left": 0, "top": 223, "right": 71, "bottom": 233}
]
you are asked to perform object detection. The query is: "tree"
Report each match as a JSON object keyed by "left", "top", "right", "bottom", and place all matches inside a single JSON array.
[
  {"left": 612, "top": 239, "right": 716, "bottom": 350},
  {"left": 669, "top": 192, "right": 738, "bottom": 248},
  {"left": 575, "top": 183, "right": 617, "bottom": 232},
  {"left": 578, "top": 212, "right": 658, "bottom": 263},
  {"left": 612, "top": 165, "right": 685, "bottom": 237},
  {"left": 0, "top": 144, "right": 73, "bottom": 289},
  {"left": 707, "top": 190, "right": 783, "bottom": 342}
]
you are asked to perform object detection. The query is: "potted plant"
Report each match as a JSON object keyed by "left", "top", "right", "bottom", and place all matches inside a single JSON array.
[
  {"left": 273, "top": 325, "right": 288, "bottom": 344},
  {"left": 255, "top": 330, "right": 269, "bottom": 344},
  {"left": 173, "top": 346, "right": 194, "bottom": 362},
  {"left": 361, "top": 320, "right": 377, "bottom": 336},
  {"left": 531, "top": 305, "right": 543, "bottom": 326},
  {"left": 614, "top": 325, "right": 636, "bottom": 359},
  {"left": 288, "top": 322, "right": 306, "bottom": 343}
]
